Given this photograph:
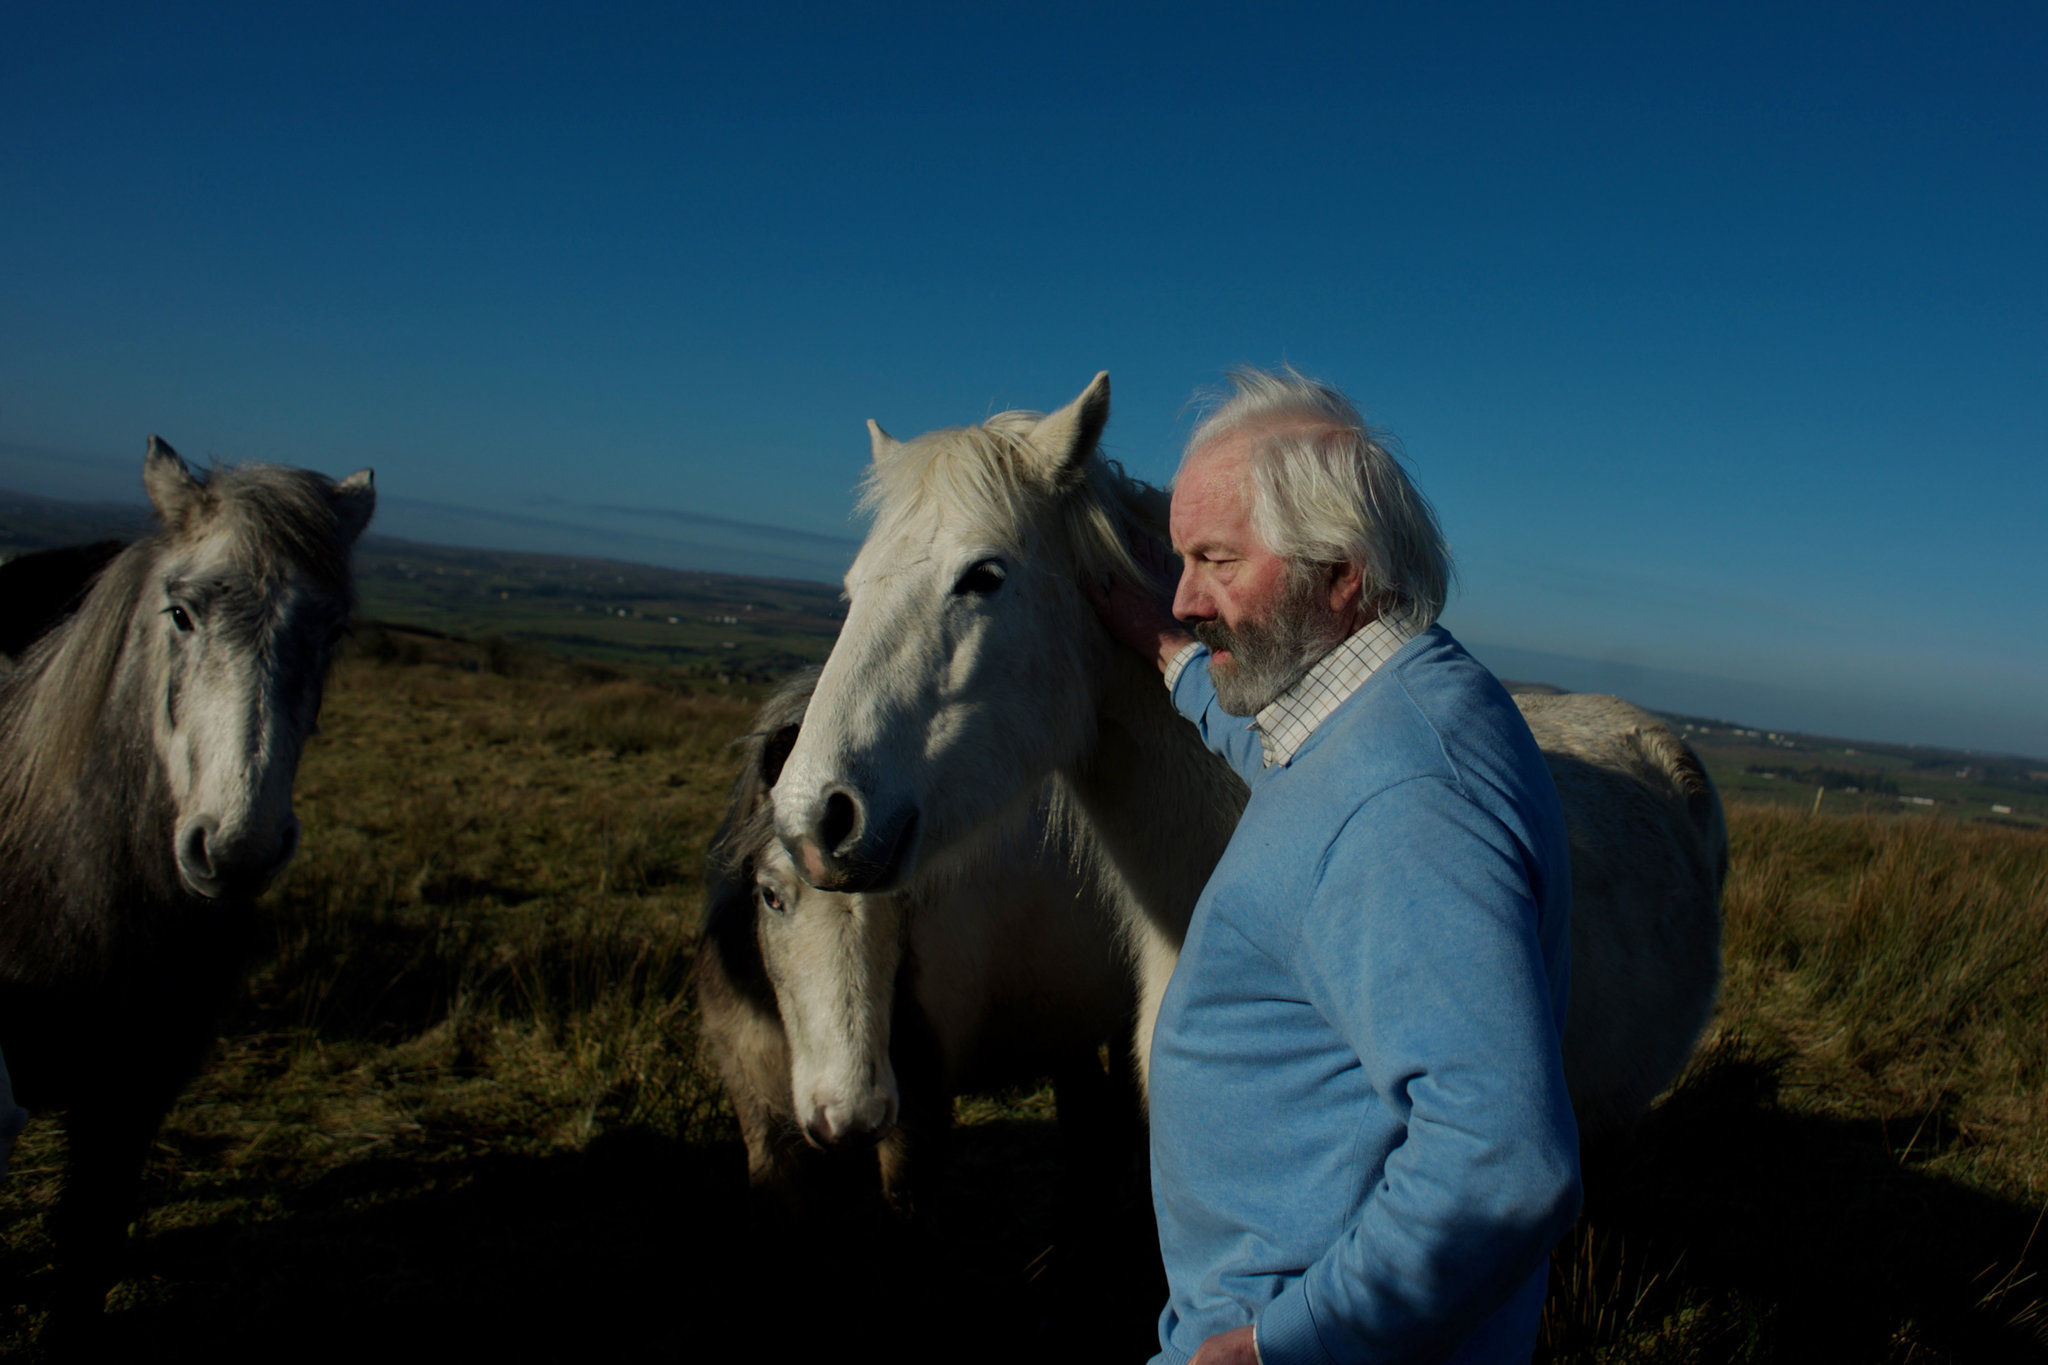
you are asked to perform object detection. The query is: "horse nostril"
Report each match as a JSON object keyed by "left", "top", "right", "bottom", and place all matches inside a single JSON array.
[
  {"left": 819, "top": 788, "right": 864, "bottom": 857},
  {"left": 178, "top": 820, "right": 218, "bottom": 879}
]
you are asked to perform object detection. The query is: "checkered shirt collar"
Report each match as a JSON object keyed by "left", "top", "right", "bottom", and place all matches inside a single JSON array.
[{"left": 1252, "top": 610, "right": 1421, "bottom": 767}]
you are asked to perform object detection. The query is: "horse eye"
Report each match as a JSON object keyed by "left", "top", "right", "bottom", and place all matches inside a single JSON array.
[
  {"left": 164, "top": 605, "right": 194, "bottom": 633},
  {"left": 953, "top": 560, "right": 1006, "bottom": 596},
  {"left": 759, "top": 885, "right": 785, "bottom": 914}
]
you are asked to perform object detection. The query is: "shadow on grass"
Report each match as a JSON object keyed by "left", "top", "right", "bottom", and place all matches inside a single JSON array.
[
  {"left": 19, "top": 1045, "right": 2042, "bottom": 1363},
  {"left": 1545, "top": 1044, "right": 2048, "bottom": 1363},
  {"left": 9, "top": 1119, "right": 1161, "bottom": 1363},
  {"left": 251, "top": 906, "right": 479, "bottom": 1045}
]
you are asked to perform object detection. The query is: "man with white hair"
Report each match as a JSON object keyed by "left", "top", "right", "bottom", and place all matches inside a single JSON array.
[{"left": 1093, "top": 367, "right": 1581, "bottom": 1365}]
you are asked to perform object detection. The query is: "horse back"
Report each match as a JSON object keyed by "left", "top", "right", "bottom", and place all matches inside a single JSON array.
[
  {"left": 0, "top": 541, "right": 127, "bottom": 659},
  {"left": 1513, "top": 691, "right": 1727, "bottom": 1129},
  {"left": 1515, "top": 692, "right": 1727, "bottom": 885}
]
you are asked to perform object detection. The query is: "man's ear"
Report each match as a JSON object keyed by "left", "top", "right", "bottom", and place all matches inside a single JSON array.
[{"left": 1326, "top": 560, "right": 1366, "bottom": 618}]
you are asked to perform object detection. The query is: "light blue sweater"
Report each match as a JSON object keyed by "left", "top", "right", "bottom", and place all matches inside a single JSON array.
[{"left": 1149, "top": 627, "right": 1581, "bottom": 1365}]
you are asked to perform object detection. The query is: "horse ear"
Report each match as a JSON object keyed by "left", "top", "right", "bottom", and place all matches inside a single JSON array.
[
  {"left": 868, "top": 419, "right": 904, "bottom": 465},
  {"left": 330, "top": 469, "right": 377, "bottom": 545},
  {"left": 1026, "top": 372, "right": 1110, "bottom": 488},
  {"left": 143, "top": 436, "right": 206, "bottom": 526}
]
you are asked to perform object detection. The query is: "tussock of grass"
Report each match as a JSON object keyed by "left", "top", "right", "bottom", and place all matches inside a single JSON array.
[
  {"left": 533, "top": 678, "right": 719, "bottom": 757},
  {"left": 1721, "top": 806, "right": 2048, "bottom": 1188},
  {"left": 1540, "top": 1223, "right": 1686, "bottom": 1358}
]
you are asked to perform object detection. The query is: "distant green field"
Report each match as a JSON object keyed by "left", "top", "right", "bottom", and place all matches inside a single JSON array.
[
  {"left": 1673, "top": 720, "right": 2048, "bottom": 829},
  {"left": 352, "top": 537, "right": 845, "bottom": 679}
]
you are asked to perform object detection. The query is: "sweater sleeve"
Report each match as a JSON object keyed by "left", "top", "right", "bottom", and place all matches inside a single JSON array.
[
  {"left": 1167, "top": 644, "right": 1267, "bottom": 784},
  {"left": 1255, "top": 775, "right": 1581, "bottom": 1365}
]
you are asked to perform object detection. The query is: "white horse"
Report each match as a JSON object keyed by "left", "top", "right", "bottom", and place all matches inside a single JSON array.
[
  {"left": 772, "top": 374, "right": 1724, "bottom": 1130},
  {"left": 696, "top": 674, "right": 1135, "bottom": 1212}
]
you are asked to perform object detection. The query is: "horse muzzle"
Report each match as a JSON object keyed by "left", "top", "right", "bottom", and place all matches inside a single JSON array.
[
  {"left": 801, "top": 1090, "right": 898, "bottom": 1151},
  {"left": 781, "top": 789, "right": 917, "bottom": 894},
  {"left": 175, "top": 814, "right": 300, "bottom": 900}
]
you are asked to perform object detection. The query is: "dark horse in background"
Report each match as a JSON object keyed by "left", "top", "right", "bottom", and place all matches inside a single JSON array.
[
  {"left": 0, "top": 438, "right": 373, "bottom": 1313},
  {"left": 0, "top": 540, "right": 129, "bottom": 659}
]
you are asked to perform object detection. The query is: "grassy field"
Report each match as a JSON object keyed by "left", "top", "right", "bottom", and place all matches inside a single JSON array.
[{"left": 2, "top": 629, "right": 2045, "bottom": 1361}]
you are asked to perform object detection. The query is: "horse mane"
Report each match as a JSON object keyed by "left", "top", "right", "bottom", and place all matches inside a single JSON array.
[
  {"left": 0, "top": 463, "right": 360, "bottom": 829},
  {"left": 0, "top": 545, "right": 150, "bottom": 831},
  {"left": 704, "top": 667, "right": 822, "bottom": 928},
  {"left": 168, "top": 463, "right": 362, "bottom": 591},
  {"left": 856, "top": 409, "right": 1169, "bottom": 593}
]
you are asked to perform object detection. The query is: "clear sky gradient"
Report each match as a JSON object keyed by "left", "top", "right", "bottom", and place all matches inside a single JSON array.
[{"left": 4, "top": 3, "right": 2043, "bottom": 755}]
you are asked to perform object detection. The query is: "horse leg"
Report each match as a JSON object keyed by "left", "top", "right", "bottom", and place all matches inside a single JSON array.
[
  {"left": 49, "top": 1094, "right": 164, "bottom": 1318},
  {"left": 1050, "top": 1042, "right": 1140, "bottom": 1222},
  {"left": 731, "top": 1087, "right": 816, "bottom": 1231},
  {"left": 873, "top": 981, "right": 950, "bottom": 1219},
  {"left": 1050, "top": 1046, "right": 1119, "bottom": 1158},
  {"left": 0, "top": 1043, "right": 28, "bottom": 1179}
]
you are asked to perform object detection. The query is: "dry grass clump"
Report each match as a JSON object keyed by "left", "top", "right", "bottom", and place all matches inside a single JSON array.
[
  {"left": 1720, "top": 805, "right": 2048, "bottom": 1180},
  {"left": 533, "top": 678, "right": 721, "bottom": 757}
]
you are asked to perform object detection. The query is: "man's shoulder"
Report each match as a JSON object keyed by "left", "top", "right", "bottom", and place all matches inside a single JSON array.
[
  {"left": 1383, "top": 624, "right": 1515, "bottom": 713},
  {"left": 1309, "top": 626, "right": 1524, "bottom": 765},
  {"left": 1291, "top": 627, "right": 1558, "bottom": 830}
]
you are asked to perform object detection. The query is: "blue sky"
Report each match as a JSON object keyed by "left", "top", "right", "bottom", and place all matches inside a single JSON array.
[{"left": 4, "top": 3, "right": 2044, "bottom": 755}]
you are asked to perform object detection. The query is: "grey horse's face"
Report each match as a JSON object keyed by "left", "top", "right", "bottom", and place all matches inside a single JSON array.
[
  {"left": 752, "top": 839, "right": 904, "bottom": 1148},
  {"left": 139, "top": 442, "right": 373, "bottom": 900},
  {"left": 147, "top": 538, "right": 346, "bottom": 899}
]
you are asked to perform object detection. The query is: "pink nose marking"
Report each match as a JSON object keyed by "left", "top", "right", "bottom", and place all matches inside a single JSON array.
[{"left": 800, "top": 841, "right": 828, "bottom": 884}]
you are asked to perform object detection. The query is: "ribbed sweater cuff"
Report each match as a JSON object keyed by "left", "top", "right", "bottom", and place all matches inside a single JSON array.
[{"left": 1257, "top": 1281, "right": 1337, "bottom": 1365}]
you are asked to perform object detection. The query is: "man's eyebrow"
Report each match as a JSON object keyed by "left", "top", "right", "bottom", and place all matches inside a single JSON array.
[{"left": 1175, "top": 536, "right": 1233, "bottom": 557}]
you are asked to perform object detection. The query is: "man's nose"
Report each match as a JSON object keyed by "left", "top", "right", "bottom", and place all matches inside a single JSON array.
[{"left": 1172, "top": 568, "right": 1209, "bottom": 623}]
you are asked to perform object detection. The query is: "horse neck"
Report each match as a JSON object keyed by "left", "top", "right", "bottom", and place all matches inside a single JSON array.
[{"left": 1058, "top": 646, "right": 1245, "bottom": 948}]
